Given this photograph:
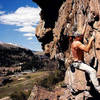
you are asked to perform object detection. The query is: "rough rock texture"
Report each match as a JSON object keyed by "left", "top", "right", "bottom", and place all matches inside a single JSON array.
[
  {"left": 33, "top": 0, "right": 100, "bottom": 64},
  {"left": 28, "top": 85, "right": 93, "bottom": 100},
  {"left": 0, "top": 96, "right": 12, "bottom": 100},
  {"left": 31, "top": 0, "right": 100, "bottom": 99}
]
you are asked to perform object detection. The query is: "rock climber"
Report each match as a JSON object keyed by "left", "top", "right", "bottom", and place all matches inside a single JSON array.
[{"left": 70, "top": 29, "right": 100, "bottom": 93}]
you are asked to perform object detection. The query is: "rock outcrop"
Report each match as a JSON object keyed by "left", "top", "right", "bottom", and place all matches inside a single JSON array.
[
  {"left": 31, "top": 0, "right": 100, "bottom": 99},
  {"left": 28, "top": 85, "right": 94, "bottom": 100},
  {"left": 0, "top": 96, "right": 12, "bottom": 100},
  {"left": 33, "top": 0, "right": 100, "bottom": 59}
]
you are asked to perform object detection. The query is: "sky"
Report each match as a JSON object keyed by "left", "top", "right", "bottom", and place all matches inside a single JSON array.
[{"left": 0, "top": 0, "right": 42, "bottom": 51}]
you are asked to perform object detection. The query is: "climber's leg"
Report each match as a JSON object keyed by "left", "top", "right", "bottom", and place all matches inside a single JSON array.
[{"left": 72, "top": 62, "right": 100, "bottom": 93}]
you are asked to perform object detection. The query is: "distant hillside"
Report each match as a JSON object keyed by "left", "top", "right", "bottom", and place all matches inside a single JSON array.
[
  {"left": 0, "top": 42, "right": 36, "bottom": 67},
  {"left": 0, "top": 42, "right": 58, "bottom": 73}
]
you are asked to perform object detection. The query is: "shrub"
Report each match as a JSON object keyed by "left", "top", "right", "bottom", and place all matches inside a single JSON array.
[
  {"left": 26, "top": 76, "right": 31, "bottom": 79},
  {"left": 38, "top": 70, "right": 65, "bottom": 90},
  {"left": 10, "top": 91, "right": 30, "bottom": 100},
  {"left": 6, "top": 70, "right": 14, "bottom": 76},
  {"left": 2, "top": 78, "right": 13, "bottom": 85}
]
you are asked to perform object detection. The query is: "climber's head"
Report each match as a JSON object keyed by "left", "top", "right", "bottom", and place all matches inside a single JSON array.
[
  {"left": 74, "top": 31, "right": 83, "bottom": 37},
  {"left": 73, "top": 31, "right": 83, "bottom": 41},
  {"left": 68, "top": 31, "right": 83, "bottom": 41}
]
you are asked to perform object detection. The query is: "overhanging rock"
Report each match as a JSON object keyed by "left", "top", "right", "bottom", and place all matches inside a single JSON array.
[{"left": 31, "top": 0, "right": 100, "bottom": 99}]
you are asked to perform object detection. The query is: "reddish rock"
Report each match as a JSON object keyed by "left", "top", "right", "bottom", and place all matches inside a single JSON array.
[
  {"left": 64, "top": 68, "right": 87, "bottom": 91},
  {"left": 28, "top": 85, "right": 93, "bottom": 100},
  {"left": 31, "top": 0, "right": 100, "bottom": 99}
]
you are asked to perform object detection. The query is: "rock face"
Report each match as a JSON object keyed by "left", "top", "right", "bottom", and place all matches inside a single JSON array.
[
  {"left": 28, "top": 85, "right": 74, "bottom": 100},
  {"left": 0, "top": 96, "right": 12, "bottom": 100},
  {"left": 28, "top": 85, "right": 94, "bottom": 100},
  {"left": 33, "top": 0, "right": 100, "bottom": 59},
  {"left": 31, "top": 0, "right": 100, "bottom": 99}
]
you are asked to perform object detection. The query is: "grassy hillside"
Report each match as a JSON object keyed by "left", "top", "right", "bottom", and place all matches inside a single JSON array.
[
  {"left": 0, "top": 71, "right": 50, "bottom": 99},
  {"left": 0, "top": 43, "right": 35, "bottom": 67}
]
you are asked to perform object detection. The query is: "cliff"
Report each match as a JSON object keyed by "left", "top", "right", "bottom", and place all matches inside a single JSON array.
[
  {"left": 33, "top": 0, "right": 100, "bottom": 60},
  {"left": 29, "top": 0, "right": 100, "bottom": 99}
]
